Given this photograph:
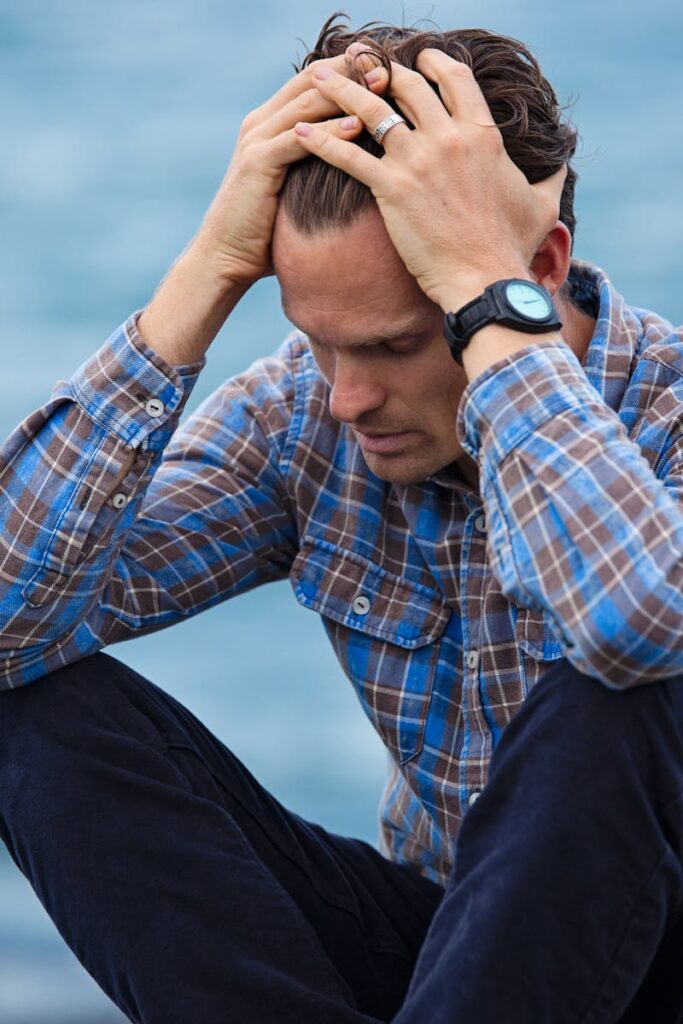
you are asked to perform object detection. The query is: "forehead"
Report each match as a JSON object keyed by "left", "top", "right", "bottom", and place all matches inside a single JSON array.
[{"left": 272, "top": 204, "right": 437, "bottom": 347}]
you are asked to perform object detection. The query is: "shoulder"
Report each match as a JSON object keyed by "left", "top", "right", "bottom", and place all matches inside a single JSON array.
[{"left": 634, "top": 309, "right": 683, "bottom": 378}]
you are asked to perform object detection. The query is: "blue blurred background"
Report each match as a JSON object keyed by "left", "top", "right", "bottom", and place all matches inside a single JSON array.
[{"left": 0, "top": 0, "right": 681, "bottom": 1019}]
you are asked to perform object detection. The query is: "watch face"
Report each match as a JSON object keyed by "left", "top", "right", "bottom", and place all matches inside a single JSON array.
[{"left": 505, "top": 281, "right": 553, "bottom": 321}]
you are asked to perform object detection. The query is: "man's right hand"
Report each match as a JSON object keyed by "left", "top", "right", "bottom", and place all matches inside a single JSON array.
[{"left": 196, "top": 53, "right": 369, "bottom": 289}]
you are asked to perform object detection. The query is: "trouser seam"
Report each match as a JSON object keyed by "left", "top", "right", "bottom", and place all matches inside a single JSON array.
[{"left": 578, "top": 843, "right": 672, "bottom": 1023}]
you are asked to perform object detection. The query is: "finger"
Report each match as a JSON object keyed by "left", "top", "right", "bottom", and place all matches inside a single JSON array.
[
  {"left": 292, "top": 120, "right": 381, "bottom": 189},
  {"left": 310, "top": 66, "right": 413, "bottom": 156},
  {"left": 256, "top": 86, "right": 352, "bottom": 141},
  {"left": 415, "top": 48, "right": 495, "bottom": 125},
  {"left": 255, "top": 114, "right": 365, "bottom": 174},
  {"left": 249, "top": 54, "right": 365, "bottom": 129},
  {"left": 372, "top": 60, "right": 452, "bottom": 135}
]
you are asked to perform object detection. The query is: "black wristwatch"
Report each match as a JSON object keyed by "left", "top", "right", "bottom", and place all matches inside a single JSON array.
[{"left": 442, "top": 279, "right": 562, "bottom": 366}]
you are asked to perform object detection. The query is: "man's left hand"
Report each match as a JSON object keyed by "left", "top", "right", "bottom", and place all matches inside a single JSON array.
[{"left": 295, "top": 48, "right": 566, "bottom": 314}]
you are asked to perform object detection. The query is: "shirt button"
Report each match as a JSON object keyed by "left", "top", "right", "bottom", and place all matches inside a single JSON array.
[
  {"left": 112, "top": 492, "right": 128, "bottom": 509},
  {"left": 352, "top": 594, "right": 371, "bottom": 616},
  {"left": 465, "top": 649, "right": 479, "bottom": 671},
  {"left": 468, "top": 791, "right": 481, "bottom": 807},
  {"left": 145, "top": 398, "right": 165, "bottom": 418},
  {"left": 474, "top": 513, "right": 487, "bottom": 533}
]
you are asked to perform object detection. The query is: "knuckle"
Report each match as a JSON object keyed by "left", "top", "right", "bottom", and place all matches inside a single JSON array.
[
  {"left": 238, "top": 142, "right": 264, "bottom": 173},
  {"left": 400, "top": 67, "right": 426, "bottom": 90},
  {"left": 314, "top": 129, "right": 331, "bottom": 152},
  {"left": 367, "top": 97, "right": 389, "bottom": 122},
  {"left": 387, "top": 166, "right": 411, "bottom": 195},
  {"left": 407, "top": 150, "right": 432, "bottom": 178},
  {"left": 450, "top": 61, "right": 474, "bottom": 80},
  {"left": 295, "top": 89, "right": 316, "bottom": 114},
  {"left": 239, "top": 109, "right": 259, "bottom": 136},
  {"left": 438, "top": 130, "right": 463, "bottom": 158},
  {"left": 488, "top": 127, "right": 505, "bottom": 152},
  {"left": 415, "top": 46, "right": 445, "bottom": 68}
]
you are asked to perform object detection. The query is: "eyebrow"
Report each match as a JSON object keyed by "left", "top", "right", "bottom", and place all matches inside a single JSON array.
[{"left": 281, "top": 306, "right": 430, "bottom": 349}]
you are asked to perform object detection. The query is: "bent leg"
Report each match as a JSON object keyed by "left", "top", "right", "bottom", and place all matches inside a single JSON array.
[
  {"left": 394, "top": 660, "right": 683, "bottom": 1024},
  {"left": 0, "top": 653, "right": 441, "bottom": 1024}
]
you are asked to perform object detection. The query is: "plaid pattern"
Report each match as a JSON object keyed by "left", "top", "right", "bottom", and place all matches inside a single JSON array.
[{"left": 1, "top": 261, "right": 682, "bottom": 886}]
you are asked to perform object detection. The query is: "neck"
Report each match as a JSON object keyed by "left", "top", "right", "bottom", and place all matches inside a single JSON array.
[{"left": 557, "top": 293, "right": 596, "bottom": 364}]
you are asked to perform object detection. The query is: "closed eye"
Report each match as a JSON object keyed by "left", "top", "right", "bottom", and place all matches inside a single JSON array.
[{"left": 308, "top": 334, "right": 428, "bottom": 357}]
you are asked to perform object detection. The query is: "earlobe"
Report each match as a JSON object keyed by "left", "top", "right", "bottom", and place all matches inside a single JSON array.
[{"left": 529, "top": 221, "right": 572, "bottom": 296}]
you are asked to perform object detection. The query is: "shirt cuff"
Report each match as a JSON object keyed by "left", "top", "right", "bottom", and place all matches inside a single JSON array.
[
  {"left": 456, "top": 341, "right": 599, "bottom": 465},
  {"left": 69, "top": 311, "right": 205, "bottom": 451}
]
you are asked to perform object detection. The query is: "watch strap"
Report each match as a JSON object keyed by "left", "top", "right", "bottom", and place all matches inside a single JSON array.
[{"left": 443, "top": 279, "right": 562, "bottom": 366}]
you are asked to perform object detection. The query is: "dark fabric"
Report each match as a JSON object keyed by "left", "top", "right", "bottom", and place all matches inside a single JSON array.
[
  {"left": 1, "top": 653, "right": 683, "bottom": 1023},
  {"left": 394, "top": 658, "right": 683, "bottom": 1024},
  {"left": 0, "top": 653, "right": 441, "bottom": 1024}
]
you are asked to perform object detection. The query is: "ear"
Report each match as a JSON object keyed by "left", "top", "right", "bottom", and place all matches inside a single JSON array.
[{"left": 529, "top": 221, "right": 572, "bottom": 296}]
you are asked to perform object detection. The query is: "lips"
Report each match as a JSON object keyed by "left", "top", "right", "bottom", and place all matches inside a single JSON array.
[{"left": 354, "top": 429, "right": 415, "bottom": 455}]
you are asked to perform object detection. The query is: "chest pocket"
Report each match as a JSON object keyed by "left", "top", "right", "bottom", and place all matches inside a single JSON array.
[
  {"left": 290, "top": 536, "right": 450, "bottom": 765},
  {"left": 515, "top": 606, "right": 566, "bottom": 662}
]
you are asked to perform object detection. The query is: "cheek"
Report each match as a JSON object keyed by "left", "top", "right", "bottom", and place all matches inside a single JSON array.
[{"left": 408, "top": 354, "right": 463, "bottom": 420}]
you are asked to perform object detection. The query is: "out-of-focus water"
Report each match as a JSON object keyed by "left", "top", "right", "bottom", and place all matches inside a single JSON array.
[{"left": 0, "top": 1, "right": 681, "bottom": 1020}]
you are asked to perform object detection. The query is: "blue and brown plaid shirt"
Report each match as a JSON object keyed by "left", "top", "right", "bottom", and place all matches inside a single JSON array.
[{"left": 2, "top": 261, "right": 683, "bottom": 886}]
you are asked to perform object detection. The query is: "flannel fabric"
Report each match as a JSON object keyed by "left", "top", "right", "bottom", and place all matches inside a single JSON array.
[{"left": 1, "top": 261, "right": 682, "bottom": 886}]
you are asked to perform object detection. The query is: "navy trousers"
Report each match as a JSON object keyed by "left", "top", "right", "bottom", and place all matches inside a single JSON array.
[{"left": 0, "top": 652, "right": 682, "bottom": 1023}]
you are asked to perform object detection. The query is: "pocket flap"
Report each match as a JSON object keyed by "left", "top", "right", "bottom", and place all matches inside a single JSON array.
[
  {"left": 290, "top": 536, "right": 449, "bottom": 649},
  {"left": 515, "top": 605, "right": 565, "bottom": 661}
]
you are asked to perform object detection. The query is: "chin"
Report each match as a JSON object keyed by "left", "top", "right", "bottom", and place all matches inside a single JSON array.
[{"left": 362, "top": 451, "right": 447, "bottom": 486}]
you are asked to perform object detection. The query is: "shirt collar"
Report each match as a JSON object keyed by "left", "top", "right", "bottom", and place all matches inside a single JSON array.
[{"left": 567, "top": 259, "right": 643, "bottom": 413}]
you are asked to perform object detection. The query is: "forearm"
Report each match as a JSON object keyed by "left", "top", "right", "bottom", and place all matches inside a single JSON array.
[
  {"left": 457, "top": 342, "right": 683, "bottom": 688},
  {"left": 137, "top": 235, "right": 251, "bottom": 366},
  {"left": 0, "top": 317, "right": 203, "bottom": 686}
]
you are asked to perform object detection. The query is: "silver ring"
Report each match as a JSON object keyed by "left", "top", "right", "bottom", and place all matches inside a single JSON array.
[{"left": 372, "top": 113, "right": 406, "bottom": 145}]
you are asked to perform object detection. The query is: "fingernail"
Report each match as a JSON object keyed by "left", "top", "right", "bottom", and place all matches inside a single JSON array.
[
  {"left": 295, "top": 122, "right": 312, "bottom": 137},
  {"left": 364, "top": 69, "right": 382, "bottom": 83},
  {"left": 340, "top": 116, "right": 358, "bottom": 130},
  {"left": 314, "top": 66, "right": 334, "bottom": 80}
]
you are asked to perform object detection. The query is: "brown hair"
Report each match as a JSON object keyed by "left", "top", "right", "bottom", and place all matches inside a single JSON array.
[{"left": 280, "top": 12, "right": 578, "bottom": 243}]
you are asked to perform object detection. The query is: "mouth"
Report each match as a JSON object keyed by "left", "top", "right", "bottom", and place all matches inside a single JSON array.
[{"left": 354, "top": 429, "right": 416, "bottom": 455}]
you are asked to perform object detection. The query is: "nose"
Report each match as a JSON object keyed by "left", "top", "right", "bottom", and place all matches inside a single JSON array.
[{"left": 328, "top": 352, "right": 387, "bottom": 424}]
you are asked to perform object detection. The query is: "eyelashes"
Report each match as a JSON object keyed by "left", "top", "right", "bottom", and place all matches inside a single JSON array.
[{"left": 308, "top": 337, "right": 424, "bottom": 357}]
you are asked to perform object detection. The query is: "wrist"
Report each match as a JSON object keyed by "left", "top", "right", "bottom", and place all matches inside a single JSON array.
[
  {"left": 183, "top": 233, "right": 253, "bottom": 296},
  {"left": 435, "top": 267, "right": 533, "bottom": 315},
  {"left": 138, "top": 242, "right": 250, "bottom": 367}
]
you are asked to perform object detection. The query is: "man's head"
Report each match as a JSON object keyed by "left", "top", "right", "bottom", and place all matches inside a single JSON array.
[{"left": 272, "top": 14, "right": 580, "bottom": 486}]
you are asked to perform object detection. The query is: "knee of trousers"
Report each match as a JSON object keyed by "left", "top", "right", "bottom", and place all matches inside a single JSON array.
[
  {"left": 0, "top": 653, "right": 165, "bottom": 831},
  {"left": 496, "top": 657, "right": 683, "bottom": 808}
]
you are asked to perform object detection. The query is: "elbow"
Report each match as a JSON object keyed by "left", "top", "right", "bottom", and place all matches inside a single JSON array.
[{"left": 567, "top": 609, "right": 683, "bottom": 691}]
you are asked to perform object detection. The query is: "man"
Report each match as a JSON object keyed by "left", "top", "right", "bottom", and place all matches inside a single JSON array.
[{"left": 1, "top": 14, "right": 682, "bottom": 1023}]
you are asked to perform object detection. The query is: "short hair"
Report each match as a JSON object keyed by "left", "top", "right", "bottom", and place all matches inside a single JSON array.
[{"left": 279, "top": 12, "right": 578, "bottom": 244}]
